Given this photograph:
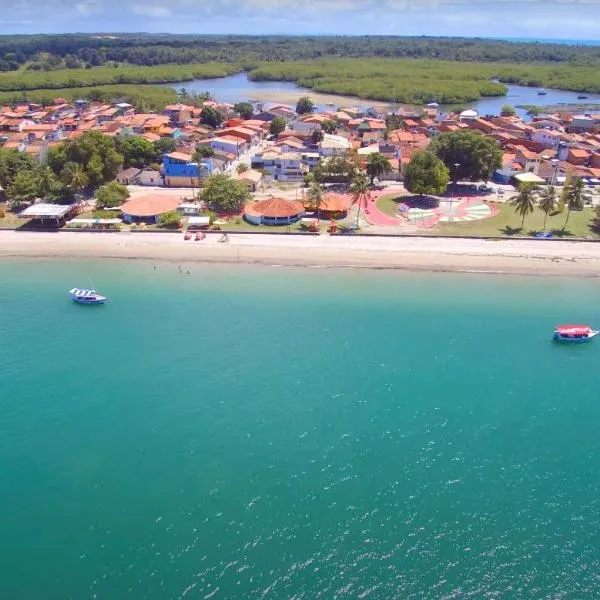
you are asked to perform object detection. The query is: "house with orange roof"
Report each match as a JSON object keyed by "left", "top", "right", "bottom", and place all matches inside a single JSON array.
[
  {"left": 567, "top": 147, "right": 591, "bottom": 166},
  {"left": 513, "top": 146, "right": 541, "bottom": 174},
  {"left": 219, "top": 126, "right": 262, "bottom": 146},
  {"left": 163, "top": 103, "right": 194, "bottom": 125}
]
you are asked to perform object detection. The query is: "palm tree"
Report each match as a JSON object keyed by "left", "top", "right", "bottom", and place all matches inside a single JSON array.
[
  {"left": 62, "top": 163, "right": 88, "bottom": 200},
  {"left": 538, "top": 186, "right": 556, "bottom": 231},
  {"left": 564, "top": 177, "right": 587, "bottom": 231},
  {"left": 510, "top": 183, "right": 537, "bottom": 229},
  {"left": 307, "top": 181, "right": 323, "bottom": 224},
  {"left": 36, "top": 166, "right": 57, "bottom": 200},
  {"left": 349, "top": 172, "right": 370, "bottom": 228}
]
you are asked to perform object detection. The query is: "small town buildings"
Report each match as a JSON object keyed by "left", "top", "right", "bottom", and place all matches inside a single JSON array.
[
  {"left": 251, "top": 149, "right": 306, "bottom": 181},
  {"left": 236, "top": 169, "right": 263, "bottom": 192},
  {"left": 319, "top": 134, "right": 351, "bottom": 157},
  {"left": 137, "top": 168, "right": 163, "bottom": 186},
  {"left": 162, "top": 152, "right": 212, "bottom": 187},
  {"left": 120, "top": 194, "right": 181, "bottom": 224},
  {"left": 244, "top": 197, "right": 304, "bottom": 225},
  {"left": 117, "top": 167, "right": 143, "bottom": 185},
  {"left": 210, "top": 135, "right": 248, "bottom": 156},
  {"left": 18, "top": 203, "right": 76, "bottom": 226},
  {"left": 531, "top": 129, "right": 561, "bottom": 149}
]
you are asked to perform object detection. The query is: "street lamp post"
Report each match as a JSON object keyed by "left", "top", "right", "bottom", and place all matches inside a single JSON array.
[{"left": 449, "top": 162, "right": 461, "bottom": 220}]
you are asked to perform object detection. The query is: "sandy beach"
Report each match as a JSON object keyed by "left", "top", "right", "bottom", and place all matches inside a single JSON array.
[
  {"left": 2, "top": 230, "right": 600, "bottom": 276},
  {"left": 244, "top": 88, "right": 393, "bottom": 111}
]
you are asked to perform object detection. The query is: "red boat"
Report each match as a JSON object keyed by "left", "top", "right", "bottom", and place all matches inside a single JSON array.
[{"left": 553, "top": 325, "right": 599, "bottom": 343}]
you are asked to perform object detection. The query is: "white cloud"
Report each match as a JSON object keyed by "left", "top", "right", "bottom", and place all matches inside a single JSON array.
[{"left": 131, "top": 2, "right": 172, "bottom": 17}]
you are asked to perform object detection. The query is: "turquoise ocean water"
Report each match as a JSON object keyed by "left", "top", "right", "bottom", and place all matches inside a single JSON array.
[{"left": 2, "top": 260, "right": 600, "bottom": 599}]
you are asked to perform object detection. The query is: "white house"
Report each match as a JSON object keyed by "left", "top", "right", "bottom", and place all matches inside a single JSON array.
[
  {"left": 210, "top": 135, "right": 248, "bottom": 157},
  {"left": 318, "top": 134, "right": 351, "bottom": 157},
  {"left": 531, "top": 129, "right": 561, "bottom": 150},
  {"left": 251, "top": 150, "right": 307, "bottom": 182},
  {"left": 137, "top": 168, "right": 164, "bottom": 186}
]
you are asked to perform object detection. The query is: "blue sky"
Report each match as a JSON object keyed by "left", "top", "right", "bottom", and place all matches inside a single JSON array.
[{"left": 3, "top": 0, "right": 600, "bottom": 39}]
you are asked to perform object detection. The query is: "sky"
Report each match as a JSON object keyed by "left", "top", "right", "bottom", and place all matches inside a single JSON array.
[{"left": 2, "top": 0, "right": 600, "bottom": 40}]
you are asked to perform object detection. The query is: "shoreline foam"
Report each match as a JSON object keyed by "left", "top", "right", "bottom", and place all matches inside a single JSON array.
[{"left": 2, "top": 230, "right": 600, "bottom": 277}]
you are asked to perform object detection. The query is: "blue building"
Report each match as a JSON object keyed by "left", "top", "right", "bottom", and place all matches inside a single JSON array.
[{"left": 162, "top": 152, "right": 213, "bottom": 187}]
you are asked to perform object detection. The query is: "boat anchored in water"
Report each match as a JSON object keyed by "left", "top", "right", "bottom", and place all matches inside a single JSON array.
[
  {"left": 553, "top": 324, "right": 598, "bottom": 343},
  {"left": 68, "top": 288, "right": 107, "bottom": 305}
]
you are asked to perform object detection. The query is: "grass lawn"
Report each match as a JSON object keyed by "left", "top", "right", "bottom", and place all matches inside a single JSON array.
[
  {"left": 0, "top": 205, "right": 29, "bottom": 229},
  {"left": 376, "top": 193, "right": 406, "bottom": 217},
  {"left": 435, "top": 204, "right": 598, "bottom": 239},
  {"left": 218, "top": 218, "right": 313, "bottom": 233}
]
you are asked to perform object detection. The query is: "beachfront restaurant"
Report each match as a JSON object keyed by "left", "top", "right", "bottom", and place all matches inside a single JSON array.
[
  {"left": 244, "top": 197, "right": 304, "bottom": 226},
  {"left": 120, "top": 194, "right": 181, "bottom": 224},
  {"left": 18, "top": 203, "right": 76, "bottom": 227}
]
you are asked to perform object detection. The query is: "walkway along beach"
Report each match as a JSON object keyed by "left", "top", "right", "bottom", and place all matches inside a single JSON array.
[{"left": 3, "top": 230, "right": 600, "bottom": 276}]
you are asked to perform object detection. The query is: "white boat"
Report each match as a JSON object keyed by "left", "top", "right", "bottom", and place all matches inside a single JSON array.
[
  {"left": 68, "top": 288, "right": 107, "bottom": 305},
  {"left": 553, "top": 324, "right": 598, "bottom": 343}
]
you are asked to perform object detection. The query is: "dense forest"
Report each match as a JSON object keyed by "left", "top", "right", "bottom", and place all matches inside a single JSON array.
[
  {"left": 249, "top": 59, "right": 600, "bottom": 103},
  {"left": 1, "top": 34, "right": 600, "bottom": 72},
  {"left": 2, "top": 35, "right": 600, "bottom": 109}
]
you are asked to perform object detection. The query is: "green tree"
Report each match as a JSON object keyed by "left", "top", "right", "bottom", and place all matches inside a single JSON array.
[
  {"left": 46, "top": 131, "right": 123, "bottom": 191},
  {"left": 403, "top": 151, "right": 450, "bottom": 198},
  {"left": 199, "top": 106, "right": 222, "bottom": 128},
  {"left": 153, "top": 137, "right": 177, "bottom": 159},
  {"left": 430, "top": 130, "right": 502, "bottom": 183},
  {"left": 0, "top": 148, "right": 37, "bottom": 189},
  {"left": 194, "top": 145, "right": 215, "bottom": 160},
  {"left": 158, "top": 210, "right": 181, "bottom": 229},
  {"left": 306, "top": 180, "right": 323, "bottom": 222},
  {"left": 296, "top": 96, "right": 314, "bottom": 115},
  {"left": 538, "top": 186, "right": 557, "bottom": 231},
  {"left": 119, "top": 136, "right": 156, "bottom": 168},
  {"left": 234, "top": 102, "right": 254, "bottom": 119},
  {"left": 317, "top": 155, "right": 357, "bottom": 183},
  {"left": 311, "top": 129, "right": 324, "bottom": 144},
  {"left": 564, "top": 177, "right": 588, "bottom": 231},
  {"left": 236, "top": 163, "right": 249, "bottom": 174},
  {"left": 199, "top": 174, "right": 250, "bottom": 213},
  {"left": 510, "top": 183, "right": 537, "bottom": 229},
  {"left": 366, "top": 152, "right": 392, "bottom": 184},
  {"left": 322, "top": 119, "right": 337, "bottom": 134},
  {"left": 95, "top": 181, "right": 129, "bottom": 210},
  {"left": 501, "top": 104, "right": 516, "bottom": 117},
  {"left": 36, "top": 166, "right": 58, "bottom": 199},
  {"left": 269, "top": 116, "right": 286, "bottom": 137},
  {"left": 349, "top": 171, "right": 370, "bottom": 227},
  {"left": 61, "top": 162, "right": 88, "bottom": 198},
  {"left": 7, "top": 169, "right": 39, "bottom": 207}
]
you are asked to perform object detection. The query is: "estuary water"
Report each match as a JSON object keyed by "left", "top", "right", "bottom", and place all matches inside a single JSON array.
[
  {"left": 2, "top": 260, "right": 600, "bottom": 599},
  {"left": 172, "top": 72, "right": 600, "bottom": 116}
]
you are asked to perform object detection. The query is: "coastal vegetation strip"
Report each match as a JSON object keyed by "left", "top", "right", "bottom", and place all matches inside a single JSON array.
[
  {"left": 0, "top": 85, "right": 179, "bottom": 112},
  {"left": 249, "top": 59, "right": 600, "bottom": 103},
  {"left": 4, "top": 58, "right": 600, "bottom": 108},
  {"left": 0, "top": 62, "right": 242, "bottom": 92}
]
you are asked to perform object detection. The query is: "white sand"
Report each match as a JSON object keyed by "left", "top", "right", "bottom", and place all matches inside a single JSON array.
[{"left": 2, "top": 230, "right": 600, "bottom": 277}]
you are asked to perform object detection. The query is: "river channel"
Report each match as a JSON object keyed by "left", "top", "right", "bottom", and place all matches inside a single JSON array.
[{"left": 171, "top": 71, "right": 600, "bottom": 117}]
